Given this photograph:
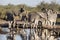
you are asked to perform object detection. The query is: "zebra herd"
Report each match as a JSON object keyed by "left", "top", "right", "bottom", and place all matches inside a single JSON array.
[{"left": 1, "top": 8, "right": 59, "bottom": 40}]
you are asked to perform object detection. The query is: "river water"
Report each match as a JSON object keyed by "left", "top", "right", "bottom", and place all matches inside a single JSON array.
[
  {"left": 0, "top": 28, "right": 30, "bottom": 40},
  {"left": 0, "top": 28, "right": 60, "bottom": 40},
  {"left": 0, "top": 34, "right": 22, "bottom": 40}
]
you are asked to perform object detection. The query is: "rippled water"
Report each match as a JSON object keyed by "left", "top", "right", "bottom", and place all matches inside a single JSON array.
[
  {"left": 0, "top": 34, "right": 23, "bottom": 40},
  {"left": 0, "top": 28, "right": 59, "bottom": 40},
  {"left": 0, "top": 29, "right": 30, "bottom": 40}
]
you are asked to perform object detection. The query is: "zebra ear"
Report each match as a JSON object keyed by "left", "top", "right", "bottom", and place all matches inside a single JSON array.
[
  {"left": 19, "top": 8, "right": 24, "bottom": 13},
  {"left": 41, "top": 8, "right": 47, "bottom": 13}
]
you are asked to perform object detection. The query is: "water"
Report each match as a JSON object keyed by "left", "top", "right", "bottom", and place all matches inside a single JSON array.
[
  {"left": 0, "top": 34, "right": 7, "bottom": 40},
  {"left": 0, "top": 29, "right": 59, "bottom": 40},
  {"left": 25, "top": 29, "right": 30, "bottom": 40},
  {"left": 15, "top": 35, "right": 22, "bottom": 40},
  {"left": 0, "top": 29, "right": 30, "bottom": 40},
  {"left": 0, "top": 34, "right": 22, "bottom": 40}
]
